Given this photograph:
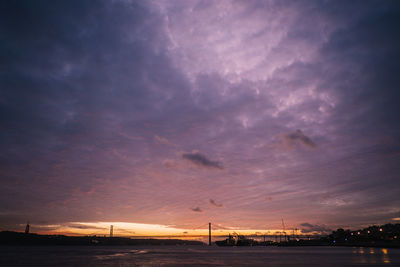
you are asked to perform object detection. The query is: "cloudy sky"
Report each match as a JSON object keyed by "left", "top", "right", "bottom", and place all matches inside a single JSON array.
[{"left": 1, "top": 0, "right": 400, "bottom": 236}]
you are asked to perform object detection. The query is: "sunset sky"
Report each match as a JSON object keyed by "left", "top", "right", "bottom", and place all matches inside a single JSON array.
[{"left": 1, "top": 0, "right": 400, "bottom": 237}]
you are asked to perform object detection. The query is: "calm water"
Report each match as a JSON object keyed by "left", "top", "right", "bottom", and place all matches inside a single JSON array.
[{"left": 1, "top": 245, "right": 399, "bottom": 266}]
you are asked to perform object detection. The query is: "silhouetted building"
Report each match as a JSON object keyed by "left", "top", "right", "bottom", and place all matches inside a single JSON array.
[{"left": 25, "top": 223, "right": 30, "bottom": 234}]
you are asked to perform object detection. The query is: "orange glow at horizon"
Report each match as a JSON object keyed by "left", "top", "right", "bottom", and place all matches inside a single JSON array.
[{"left": 31, "top": 222, "right": 314, "bottom": 237}]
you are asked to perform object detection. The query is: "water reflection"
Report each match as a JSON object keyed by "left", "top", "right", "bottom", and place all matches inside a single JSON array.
[
  {"left": 358, "top": 247, "right": 366, "bottom": 264},
  {"left": 382, "top": 248, "right": 390, "bottom": 264},
  {"left": 352, "top": 247, "right": 391, "bottom": 264},
  {"left": 2, "top": 246, "right": 400, "bottom": 266},
  {"left": 368, "top": 248, "right": 377, "bottom": 264}
]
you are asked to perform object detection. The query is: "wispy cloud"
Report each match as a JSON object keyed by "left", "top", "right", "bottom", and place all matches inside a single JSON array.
[
  {"left": 68, "top": 223, "right": 107, "bottom": 230},
  {"left": 154, "top": 135, "right": 172, "bottom": 145},
  {"left": 162, "top": 159, "right": 177, "bottom": 168},
  {"left": 300, "top": 223, "right": 331, "bottom": 234},
  {"left": 209, "top": 199, "right": 223, "bottom": 207},
  {"left": 190, "top": 207, "right": 202, "bottom": 212}
]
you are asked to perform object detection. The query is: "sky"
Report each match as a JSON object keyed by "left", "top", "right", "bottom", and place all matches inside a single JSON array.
[{"left": 1, "top": 0, "right": 400, "bottom": 237}]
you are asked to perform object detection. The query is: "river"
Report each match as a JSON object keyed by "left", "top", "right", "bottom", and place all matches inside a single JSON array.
[{"left": 1, "top": 245, "right": 399, "bottom": 266}]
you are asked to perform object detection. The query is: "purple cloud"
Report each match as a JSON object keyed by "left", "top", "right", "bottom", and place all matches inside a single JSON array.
[
  {"left": 0, "top": 0, "right": 399, "bottom": 234},
  {"left": 283, "top": 130, "right": 316, "bottom": 149},
  {"left": 182, "top": 152, "right": 223, "bottom": 169},
  {"left": 300, "top": 223, "right": 332, "bottom": 234}
]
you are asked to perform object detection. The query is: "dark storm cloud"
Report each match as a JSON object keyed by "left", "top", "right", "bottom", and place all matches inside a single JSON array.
[
  {"left": 316, "top": 0, "right": 400, "bottom": 134},
  {"left": 0, "top": 0, "right": 188, "bottom": 154},
  {"left": 182, "top": 152, "right": 223, "bottom": 169},
  {"left": 0, "top": 0, "right": 152, "bottom": 156},
  {"left": 0, "top": 0, "right": 193, "bottom": 221},
  {"left": 300, "top": 223, "right": 331, "bottom": 234},
  {"left": 209, "top": 199, "right": 223, "bottom": 207},
  {"left": 190, "top": 207, "right": 202, "bottom": 212}
]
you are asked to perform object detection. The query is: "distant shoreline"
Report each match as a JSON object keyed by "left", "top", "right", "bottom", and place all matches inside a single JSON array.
[
  {"left": 1, "top": 231, "right": 400, "bottom": 248},
  {"left": 0, "top": 231, "right": 205, "bottom": 246}
]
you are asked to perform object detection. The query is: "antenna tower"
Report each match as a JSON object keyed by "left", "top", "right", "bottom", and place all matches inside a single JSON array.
[
  {"left": 209, "top": 222, "right": 212, "bottom": 246},
  {"left": 25, "top": 222, "right": 30, "bottom": 234},
  {"left": 281, "top": 219, "right": 287, "bottom": 242}
]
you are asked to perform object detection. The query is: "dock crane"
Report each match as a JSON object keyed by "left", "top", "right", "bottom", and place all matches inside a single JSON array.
[{"left": 282, "top": 219, "right": 287, "bottom": 242}]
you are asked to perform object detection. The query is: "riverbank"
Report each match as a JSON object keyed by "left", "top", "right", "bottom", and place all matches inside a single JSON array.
[{"left": 0, "top": 231, "right": 204, "bottom": 246}]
